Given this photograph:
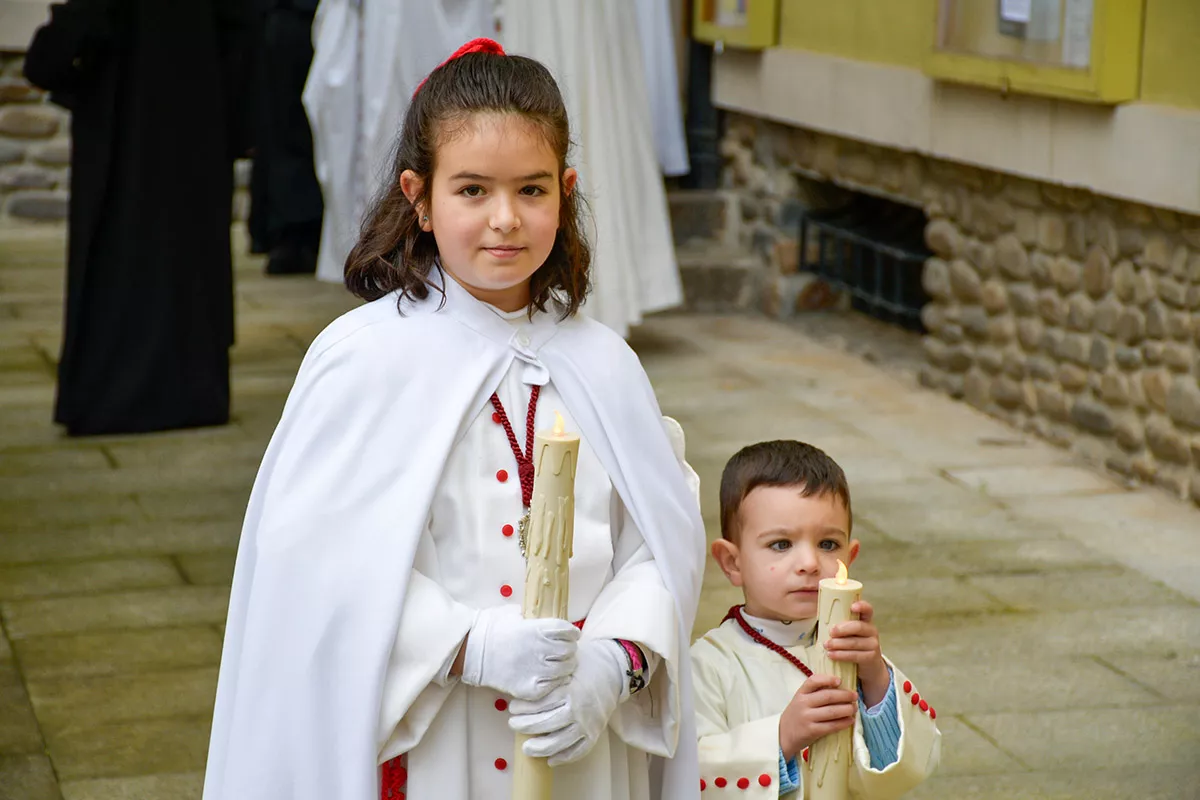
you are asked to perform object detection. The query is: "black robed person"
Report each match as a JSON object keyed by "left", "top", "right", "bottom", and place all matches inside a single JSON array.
[
  {"left": 24, "top": 0, "right": 251, "bottom": 436},
  {"left": 246, "top": 0, "right": 324, "bottom": 275}
]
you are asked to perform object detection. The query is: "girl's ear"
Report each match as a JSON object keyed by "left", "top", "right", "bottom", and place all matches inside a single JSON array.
[
  {"left": 400, "top": 170, "right": 431, "bottom": 231},
  {"left": 562, "top": 167, "right": 578, "bottom": 198}
]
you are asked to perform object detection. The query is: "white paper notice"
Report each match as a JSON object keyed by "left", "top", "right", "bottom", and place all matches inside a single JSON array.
[
  {"left": 1001, "top": 0, "right": 1033, "bottom": 23},
  {"left": 1062, "top": 0, "right": 1093, "bottom": 68}
]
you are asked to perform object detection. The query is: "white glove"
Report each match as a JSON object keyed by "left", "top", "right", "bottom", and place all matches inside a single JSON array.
[
  {"left": 461, "top": 605, "right": 580, "bottom": 701},
  {"left": 507, "top": 639, "right": 625, "bottom": 766}
]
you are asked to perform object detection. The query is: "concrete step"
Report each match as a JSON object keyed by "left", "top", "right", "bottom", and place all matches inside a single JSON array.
[
  {"left": 667, "top": 189, "right": 739, "bottom": 248},
  {"left": 675, "top": 240, "right": 760, "bottom": 313}
]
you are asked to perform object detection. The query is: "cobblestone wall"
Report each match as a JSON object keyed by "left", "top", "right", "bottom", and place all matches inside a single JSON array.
[
  {"left": 723, "top": 113, "right": 1200, "bottom": 506},
  {"left": 0, "top": 53, "right": 69, "bottom": 224}
]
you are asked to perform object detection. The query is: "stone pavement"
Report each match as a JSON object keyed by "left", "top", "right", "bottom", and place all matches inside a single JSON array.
[{"left": 1, "top": 225, "right": 1199, "bottom": 800}]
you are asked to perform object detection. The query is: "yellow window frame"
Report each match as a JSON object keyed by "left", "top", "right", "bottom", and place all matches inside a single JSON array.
[
  {"left": 692, "top": 0, "right": 781, "bottom": 50},
  {"left": 925, "top": 0, "right": 1145, "bottom": 104}
]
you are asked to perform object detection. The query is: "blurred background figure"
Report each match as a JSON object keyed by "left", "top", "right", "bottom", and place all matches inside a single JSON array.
[
  {"left": 247, "top": 0, "right": 324, "bottom": 276},
  {"left": 304, "top": 0, "right": 493, "bottom": 285},
  {"left": 501, "top": 0, "right": 687, "bottom": 338},
  {"left": 23, "top": 0, "right": 251, "bottom": 436}
]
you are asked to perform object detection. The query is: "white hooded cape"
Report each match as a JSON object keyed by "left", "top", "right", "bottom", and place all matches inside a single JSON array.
[{"left": 202, "top": 275, "right": 706, "bottom": 800}]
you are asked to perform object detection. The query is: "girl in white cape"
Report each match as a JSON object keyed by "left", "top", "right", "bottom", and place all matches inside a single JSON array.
[{"left": 202, "top": 39, "right": 706, "bottom": 800}]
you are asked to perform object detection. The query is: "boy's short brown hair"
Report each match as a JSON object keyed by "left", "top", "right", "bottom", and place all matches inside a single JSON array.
[{"left": 719, "top": 440, "right": 852, "bottom": 541}]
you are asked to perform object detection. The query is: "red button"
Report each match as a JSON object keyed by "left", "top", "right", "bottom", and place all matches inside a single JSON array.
[
  {"left": 930, "top": 707, "right": 937, "bottom": 720},
  {"left": 903, "top": 680, "right": 912, "bottom": 694},
  {"left": 919, "top": 699, "right": 929, "bottom": 712},
  {"left": 737, "top": 777, "right": 750, "bottom": 789},
  {"left": 700, "top": 779, "right": 707, "bottom": 791},
  {"left": 494, "top": 698, "right": 508, "bottom": 711},
  {"left": 502, "top": 524, "right": 514, "bottom": 537},
  {"left": 911, "top": 692, "right": 921, "bottom": 706},
  {"left": 714, "top": 777, "right": 727, "bottom": 788},
  {"left": 802, "top": 748, "right": 809, "bottom": 762},
  {"left": 496, "top": 469, "right": 509, "bottom": 483},
  {"left": 500, "top": 584, "right": 513, "bottom": 598},
  {"left": 759, "top": 774, "right": 772, "bottom": 787},
  {"left": 492, "top": 412, "right": 502, "bottom": 424},
  {"left": 494, "top": 758, "right": 507, "bottom": 771}
]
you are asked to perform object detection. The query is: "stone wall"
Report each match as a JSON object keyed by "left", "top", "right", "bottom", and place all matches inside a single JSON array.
[
  {"left": 0, "top": 53, "right": 69, "bottom": 224},
  {"left": 722, "top": 112, "right": 1200, "bottom": 506}
]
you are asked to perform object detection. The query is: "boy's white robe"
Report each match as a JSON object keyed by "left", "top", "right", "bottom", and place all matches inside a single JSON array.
[
  {"left": 691, "top": 620, "right": 942, "bottom": 799},
  {"left": 202, "top": 275, "right": 706, "bottom": 800}
]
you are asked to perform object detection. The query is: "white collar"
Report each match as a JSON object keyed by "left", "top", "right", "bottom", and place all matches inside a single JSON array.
[
  {"left": 737, "top": 609, "right": 818, "bottom": 649},
  {"left": 417, "top": 269, "right": 562, "bottom": 359}
]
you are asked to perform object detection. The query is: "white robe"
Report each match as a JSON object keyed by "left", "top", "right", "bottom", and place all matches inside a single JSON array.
[
  {"left": 303, "top": 0, "right": 494, "bottom": 284},
  {"left": 500, "top": 0, "right": 685, "bottom": 339},
  {"left": 634, "top": 0, "right": 690, "bottom": 177},
  {"left": 202, "top": 275, "right": 707, "bottom": 800},
  {"left": 377, "top": 325, "right": 690, "bottom": 799},
  {"left": 691, "top": 620, "right": 942, "bottom": 799}
]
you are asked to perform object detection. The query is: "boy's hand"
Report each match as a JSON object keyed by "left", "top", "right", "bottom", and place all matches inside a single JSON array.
[
  {"left": 778, "top": 675, "right": 858, "bottom": 761},
  {"left": 824, "top": 599, "right": 890, "bottom": 707}
]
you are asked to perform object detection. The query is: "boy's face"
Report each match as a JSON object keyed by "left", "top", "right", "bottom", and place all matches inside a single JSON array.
[{"left": 712, "top": 486, "right": 858, "bottom": 622}]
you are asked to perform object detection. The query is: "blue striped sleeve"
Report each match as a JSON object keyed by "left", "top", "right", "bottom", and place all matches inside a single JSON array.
[
  {"left": 859, "top": 671, "right": 901, "bottom": 770},
  {"left": 778, "top": 748, "right": 801, "bottom": 794}
]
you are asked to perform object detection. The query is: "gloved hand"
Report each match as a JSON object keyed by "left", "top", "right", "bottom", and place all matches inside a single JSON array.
[
  {"left": 507, "top": 639, "right": 625, "bottom": 766},
  {"left": 460, "top": 605, "right": 580, "bottom": 701}
]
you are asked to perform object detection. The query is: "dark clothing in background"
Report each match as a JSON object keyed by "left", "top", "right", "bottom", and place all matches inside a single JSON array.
[
  {"left": 24, "top": 0, "right": 251, "bottom": 436},
  {"left": 247, "top": 0, "right": 323, "bottom": 273}
]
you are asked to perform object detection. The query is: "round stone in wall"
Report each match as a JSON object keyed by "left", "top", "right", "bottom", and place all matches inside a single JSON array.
[
  {"left": 6, "top": 190, "right": 67, "bottom": 221},
  {"left": 1082, "top": 247, "right": 1112, "bottom": 298},
  {"left": 0, "top": 105, "right": 59, "bottom": 138}
]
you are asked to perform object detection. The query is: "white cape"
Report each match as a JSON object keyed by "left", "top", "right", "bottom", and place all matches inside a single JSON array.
[
  {"left": 202, "top": 276, "right": 706, "bottom": 800},
  {"left": 303, "top": 0, "right": 494, "bottom": 284},
  {"left": 501, "top": 0, "right": 684, "bottom": 339},
  {"left": 634, "top": 0, "right": 690, "bottom": 177}
]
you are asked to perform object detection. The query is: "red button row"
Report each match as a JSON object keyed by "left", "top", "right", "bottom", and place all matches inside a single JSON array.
[
  {"left": 494, "top": 698, "right": 509, "bottom": 771},
  {"left": 701, "top": 774, "right": 771, "bottom": 791},
  {"left": 903, "top": 680, "right": 936, "bottom": 719}
]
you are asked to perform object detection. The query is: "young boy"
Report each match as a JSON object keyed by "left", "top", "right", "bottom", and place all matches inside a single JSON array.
[{"left": 691, "top": 440, "right": 940, "bottom": 797}]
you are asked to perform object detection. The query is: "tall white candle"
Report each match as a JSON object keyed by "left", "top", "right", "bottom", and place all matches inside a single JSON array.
[
  {"left": 512, "top": 411, "right": 579, "bottom": 798},
  {"left": 805, "top": 560, "right": 863, "bottom": 800}
]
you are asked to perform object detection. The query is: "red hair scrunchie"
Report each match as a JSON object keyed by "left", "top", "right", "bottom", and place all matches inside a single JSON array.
[{"left": 413, "top": 37, "right": 507, "bottom": 98}]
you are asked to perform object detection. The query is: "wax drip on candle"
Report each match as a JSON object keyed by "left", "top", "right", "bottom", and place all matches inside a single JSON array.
[{"left": 835, "top": 559, "right": 849, "bottom": 585}]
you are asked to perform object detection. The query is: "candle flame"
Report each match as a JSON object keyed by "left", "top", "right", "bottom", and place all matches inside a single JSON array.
[
  {"left": 836, "top": 560, "right": 848, "bottom": 584},
  {"left": 552, "top": 411, "right": 565, "bottom": 436}
]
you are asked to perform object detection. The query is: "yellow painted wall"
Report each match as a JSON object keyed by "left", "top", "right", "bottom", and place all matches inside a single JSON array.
[
  {"left": 778, "top": 0, "right": 1200, "bottom": 110},
  {"left": 779, "top": 0, "right": 935, "bottom": 69},
  {"left": 1140, "top": 0, "right": 1200, "bottom": 110}
]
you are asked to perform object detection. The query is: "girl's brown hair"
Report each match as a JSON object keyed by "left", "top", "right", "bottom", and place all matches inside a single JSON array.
[{"left": 344, "top": 51, "right": 591, "bottom": 317}]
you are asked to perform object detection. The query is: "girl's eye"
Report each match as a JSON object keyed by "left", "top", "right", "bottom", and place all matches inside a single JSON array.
[
  {"left": 819, "top": 539, "right": 841, "bottom": 552},
  {"left": 460, "top": 185, "right": 484, "bottom": 198},
  {"left": 768, "top": 540, "right": 791, "bottom": 553},
  {"left": 520, "top": 185, "right": 547, "bottom": 196}
]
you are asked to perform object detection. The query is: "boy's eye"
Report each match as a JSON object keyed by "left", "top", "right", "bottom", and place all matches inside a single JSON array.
[
  {"left": 520, "top": 185, "right": 547, "bottom": 196},
  {"left": 768, "top": 540, "right": 791, "bottom": 553},
  {"left": 819, "top": 539, "right": 841, "bottom": 552},
  {"left": 460, "top": 185, "right": 485, "bottom": 197}
]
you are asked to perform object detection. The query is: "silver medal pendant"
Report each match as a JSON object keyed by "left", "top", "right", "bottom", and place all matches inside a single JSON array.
[{"left": 517, "top": 510, "right": 531, "bottom": 558}]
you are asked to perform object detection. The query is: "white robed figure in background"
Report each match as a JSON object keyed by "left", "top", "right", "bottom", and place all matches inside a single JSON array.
[
  {"left": 500, "top": 0, "right": 688, "bottom": 338},
  {"left": 303, "top": 0, "right": 494, "bottom": 284}
]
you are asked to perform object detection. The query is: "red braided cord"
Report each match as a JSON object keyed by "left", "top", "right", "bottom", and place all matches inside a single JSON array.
[
  {"left": 723, "top": 605, "right": 814, "bottom": 677},
  {"left": 488, "top": 385, "right": 539, "bottom": 508}
]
